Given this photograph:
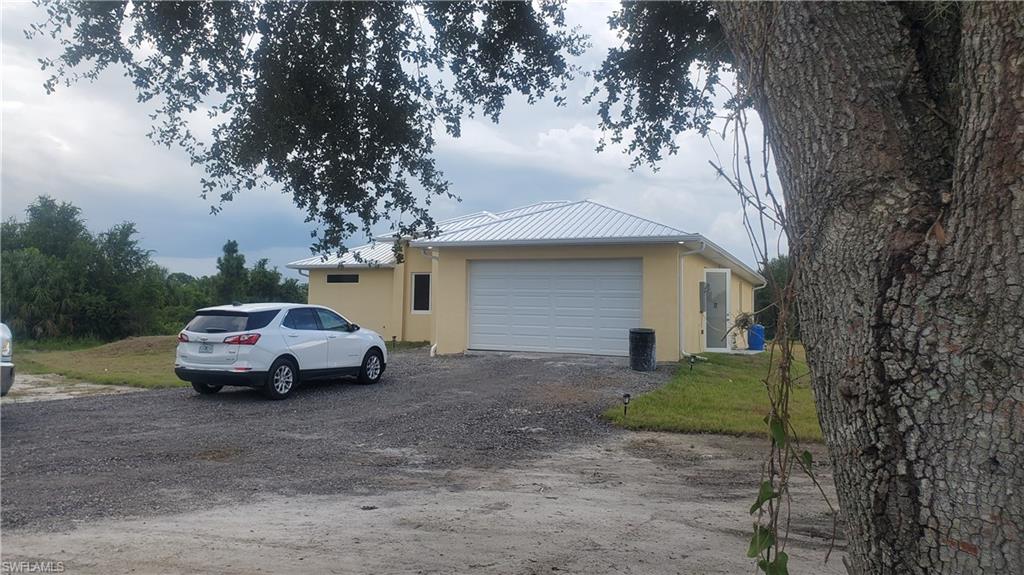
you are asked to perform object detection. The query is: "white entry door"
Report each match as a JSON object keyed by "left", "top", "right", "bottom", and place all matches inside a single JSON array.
[
  {"left": 468, "top": 259, "right": 642, "bottom": 356},
  {"left": 703, "top": 269, "right": 731, "bottom": 352}
]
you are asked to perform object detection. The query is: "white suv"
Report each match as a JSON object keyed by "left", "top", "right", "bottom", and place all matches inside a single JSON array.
[{"left": 175, "top": 303, "right": 388, "bottom": 399}]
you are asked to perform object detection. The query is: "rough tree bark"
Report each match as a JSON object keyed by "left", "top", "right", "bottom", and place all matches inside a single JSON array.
[{"left": 716, "top": 3, "right": 1023, "bottom": 573}]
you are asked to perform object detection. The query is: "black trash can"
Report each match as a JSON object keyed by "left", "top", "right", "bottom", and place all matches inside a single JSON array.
[{"left": 629, "top": 328, "right": 656, "bottom": 372}]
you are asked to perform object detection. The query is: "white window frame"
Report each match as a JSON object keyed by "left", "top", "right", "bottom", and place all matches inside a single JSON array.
[{"left": 411, "top": 272, "right": 432, "bottom": 314}]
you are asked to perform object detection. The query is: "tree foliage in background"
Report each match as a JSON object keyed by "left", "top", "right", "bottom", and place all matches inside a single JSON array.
[
  {"left": 215, "top": 240, "right": 247, "bottom": 304},
  {"left": 1, "top": 196, "right": 306, "bottom": 340},
  {"left": 755, "top": 256, "right": 800, "bottom": 341}
]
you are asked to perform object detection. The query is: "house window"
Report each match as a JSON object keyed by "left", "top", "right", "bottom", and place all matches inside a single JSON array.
[
  {"left": 327, "top": 274, "right": 359, "bottom": 284},
  {"left": 412, "top": 273, "right": 431, "bottom": 313}
]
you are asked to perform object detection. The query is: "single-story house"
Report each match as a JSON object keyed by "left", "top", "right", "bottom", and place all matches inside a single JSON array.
[{"left": 287, "top": 200, "right": 764, "bottom": 362}]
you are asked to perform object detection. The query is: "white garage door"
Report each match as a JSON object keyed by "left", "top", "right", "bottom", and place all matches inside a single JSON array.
[{"left": 468, "top": 259, "right": 643, "bottom": 356}]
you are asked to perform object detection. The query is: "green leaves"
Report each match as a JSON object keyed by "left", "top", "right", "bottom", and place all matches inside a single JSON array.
[
  {"left": 758, "top": 551, "right": 789, "bottom": 575},
  {"left": 769, "top": 415, "right": 787, "bottom": 447},
  {"left": 748, "top": 527, "right": 787, "bottom": 574},
  {"left": 746, "top": 525, "right": 775, "bottom": 558},
  {"left": 586, "top": 1, "right": 728, "bottom": 168},
  {"left": 750, "top": 480, "right": 780, "bottom": 515},
  {"left": 800, "top": 450, "right": 813, "bottom": 469}
]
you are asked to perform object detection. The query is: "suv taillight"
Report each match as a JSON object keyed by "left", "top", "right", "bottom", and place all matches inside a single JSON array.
[
  {"left": 224, "top": 333, "right": 260, "bottom": 345},
  {"left": 178, "top": 332, "right": 189, "bottom": 343}
]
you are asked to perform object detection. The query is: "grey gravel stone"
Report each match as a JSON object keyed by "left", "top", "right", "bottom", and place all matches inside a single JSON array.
[{"left": 1, "top": 349, "right": 671, "bottom": 532}]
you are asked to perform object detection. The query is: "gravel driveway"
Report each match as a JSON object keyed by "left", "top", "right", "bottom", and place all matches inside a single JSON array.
[
  {"left": 1, "top": 349, "right": 667, "bottom": 530},
  {"left": 1, "top": 349, "right": 845, "bottom": 573}
]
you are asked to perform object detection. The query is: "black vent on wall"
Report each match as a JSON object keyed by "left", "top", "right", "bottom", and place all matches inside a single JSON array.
[{"left": 327, "top": 274, "right": 359, "bottom": 284}]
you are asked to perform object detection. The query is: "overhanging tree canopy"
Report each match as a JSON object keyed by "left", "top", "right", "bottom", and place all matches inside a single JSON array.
[{"left": 33, "top": 1, "right": 592, "bottom": 251}]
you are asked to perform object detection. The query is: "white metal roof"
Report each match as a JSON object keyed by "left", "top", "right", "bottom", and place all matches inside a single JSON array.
[
  {"left": 287, "top": 241, "right": 398, "bottom": 269},
  {"left": 491, "top": 200, "right": 571, "bottom": 219},
  {"left": 374, "top": 201, "right": 571, "bottom": 239},
  {"left": 288, "top": 201, "right": 575, "bottom": 269},
  {"left": 286, "top": 199, "right": 763, "bottom": 284},
  {"left": 410, "top": 200, "right": 689, "bottom": 246}
]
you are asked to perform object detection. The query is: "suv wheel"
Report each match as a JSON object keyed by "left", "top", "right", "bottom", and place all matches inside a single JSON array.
[
  {"left": 264, "top": 357, "right": 298, "bottom": 400},
  {"left": 358, "top": 349, "right": 384, "bottom": 385},
  {"left": 191, "top": 382, "right": 222, "bottom": 395}
]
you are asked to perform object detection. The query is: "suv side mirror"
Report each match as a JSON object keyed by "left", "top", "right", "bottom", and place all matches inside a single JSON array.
[{"left": 348, "top": 323, "right": 360, "bottom": 332}]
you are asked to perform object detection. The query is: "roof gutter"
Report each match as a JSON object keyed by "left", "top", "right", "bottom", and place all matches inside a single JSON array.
[
  {"left": 408, "top": 235, "right": 701, "bottom": 248},
  {"left": 678, "top": 240, "right": 706, "bottom": 257},
  {"left": 286, "top": 262, "right": 396, "bottom": 271}
]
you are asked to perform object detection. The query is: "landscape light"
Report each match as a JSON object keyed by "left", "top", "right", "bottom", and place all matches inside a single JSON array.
[{"left": 622, "top": 393, "right": 631, "bottom": 417}]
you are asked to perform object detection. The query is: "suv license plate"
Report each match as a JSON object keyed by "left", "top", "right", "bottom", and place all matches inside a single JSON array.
[{"left": 198, "top": 343, "right": 214, "bottom": 354}]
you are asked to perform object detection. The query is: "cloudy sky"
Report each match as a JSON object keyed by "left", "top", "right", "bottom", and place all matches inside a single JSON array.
[{"left": 2, "top": 1, "right": 783, "bottom": 280}]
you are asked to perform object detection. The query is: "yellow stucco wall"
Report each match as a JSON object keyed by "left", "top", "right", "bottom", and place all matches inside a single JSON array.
[
  {"left": 400, "top": 247, "right": 434, "bottom": 342},
  {"left": 680, "top": 253, "right": 757, "bottom": 354},
  {"left": 430, "top": 244, "right": 682, "bottom": 362},
  {"left": 307, "top": 268, "right": 397, "bottom": 339}
]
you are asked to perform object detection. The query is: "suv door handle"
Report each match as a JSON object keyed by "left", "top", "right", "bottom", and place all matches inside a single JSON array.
[
  {"left": 328, "top": 335, "right": 338, "bottom": 339},
  {"left": 287, "top": 334, "right": 299, "bottom": 338}
]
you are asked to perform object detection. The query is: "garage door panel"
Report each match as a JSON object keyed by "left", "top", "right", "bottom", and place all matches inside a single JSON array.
[
  {"left": 552, "top": 326, "right": 599, "bottom": 336},
  {"left": 552, "top": 299, "right": 598, "bottom": 310},
  {"left": 597, "top": 277, "right": 643, "bottom": 290},
  {"left": 508, "top": 277, "right": 550, "bottom": 289},
  {"left": 552, "top": 315, "right": 598, "bottom": 327},
  {"left": 469, "top": 259, "right": 642, "bottom": 356},
  {"left": 509, "top": 325, "right": 551, "bottom": 337},
  {"left": 510, "top": 295, "right": 549, "bottom": 307},
  {"left": 551, "top": 278, "right": 596, "bottom": 290},
  {"left": 505, "top": 317, "right": 552, "bottom": 331},
  {"left": 511, "top": 315, "right": 551, "bottom": 324},
  {"left": 473, "top": 300, "right": 509, "bottom": 311},
  {"left": 595, "top": 303, "right": 641, "bottom": 315}
]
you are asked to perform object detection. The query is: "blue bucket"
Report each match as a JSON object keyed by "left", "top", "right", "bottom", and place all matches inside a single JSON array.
[{"left": 748, "top": 324, "right": 766, "bottom": 351}]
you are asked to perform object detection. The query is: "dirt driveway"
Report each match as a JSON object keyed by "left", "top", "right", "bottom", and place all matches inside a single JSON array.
[
  {"left": 1, "top": 373, "right": 141, "bottom": 404},
  {"left": 1, "top": 349, "right": 844, "bottom": 573}
]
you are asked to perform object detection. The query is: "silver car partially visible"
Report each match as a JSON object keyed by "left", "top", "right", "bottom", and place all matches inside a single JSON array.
[{"left": 1, "top": 323, "right": 14, "bottom": 396}]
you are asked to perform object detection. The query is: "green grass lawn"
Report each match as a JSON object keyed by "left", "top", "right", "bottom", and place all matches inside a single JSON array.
[
  {"left": 604, "top": 345, "right": 822, "bottom": 442},
  {"left": 19, "top": 336, "right": 430, "bottom": 389},
  {"left": 387, "top": 340, "right": 431, "bottom": 352},
  {"left": 20, "top": 336, "right": 186, "bottom": 389}
]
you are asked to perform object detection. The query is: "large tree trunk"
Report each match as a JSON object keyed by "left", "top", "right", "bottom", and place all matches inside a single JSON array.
[{"left": 716, "top": 3, "right": 1023, "bottom": 573}]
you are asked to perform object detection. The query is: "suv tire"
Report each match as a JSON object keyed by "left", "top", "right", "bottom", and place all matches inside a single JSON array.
[
  {"left": 264, "top": 357, "right": 299, "bottom": 400},
  {"left": 358, "top": 349, "right": 384, "bottom": 385}
]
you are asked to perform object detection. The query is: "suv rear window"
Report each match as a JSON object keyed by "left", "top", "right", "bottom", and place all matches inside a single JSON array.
[{"left": 186, "top": 309, "right": 279, "bottom": 333}]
